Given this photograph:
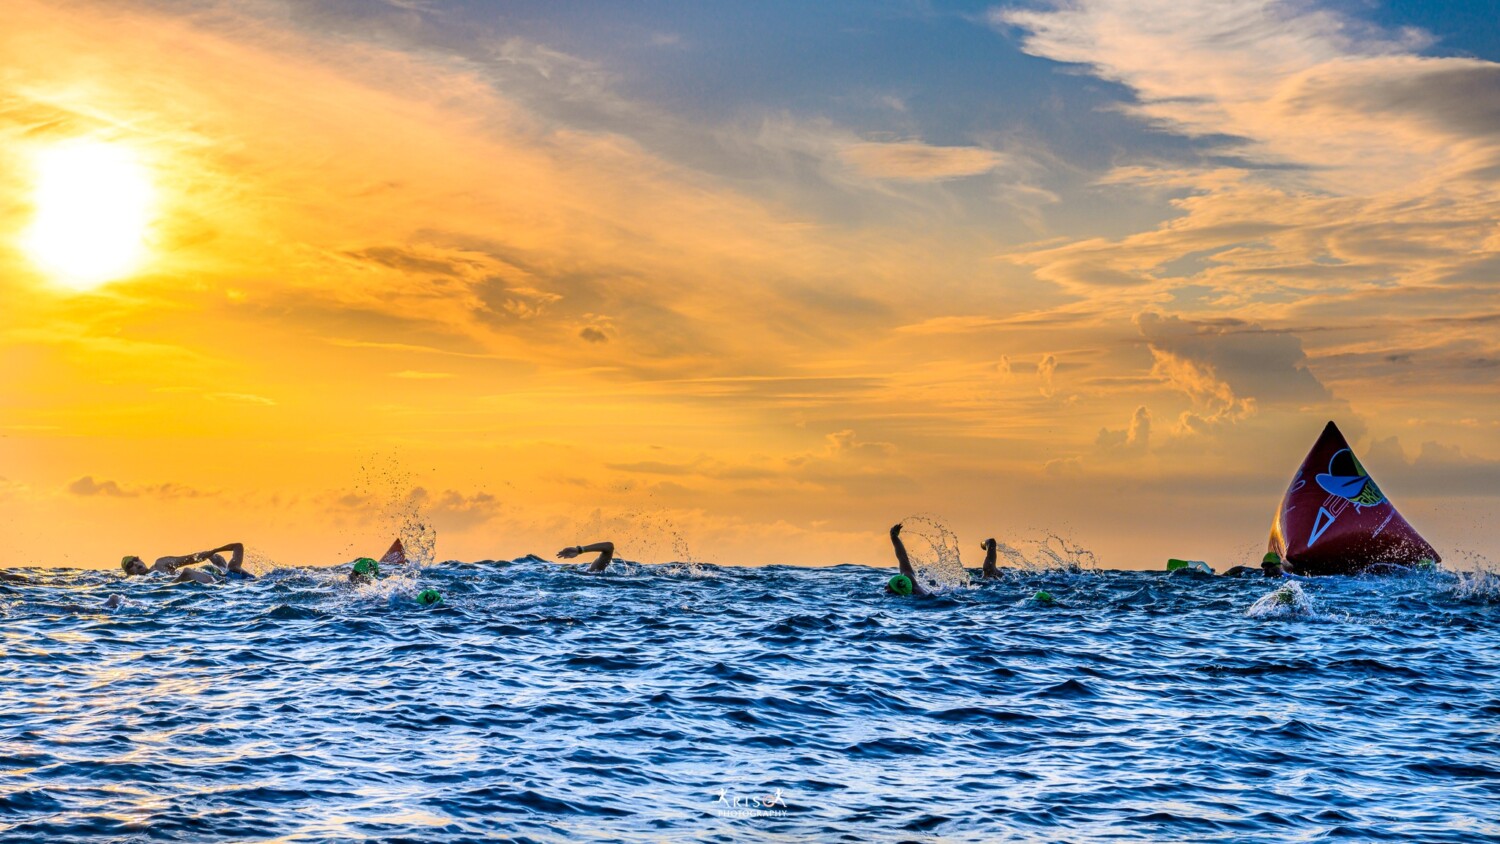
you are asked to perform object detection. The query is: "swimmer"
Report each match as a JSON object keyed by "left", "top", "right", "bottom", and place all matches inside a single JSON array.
[
  {"left": 1261, "top": 554, "right": 1311, "bottom": 582},
  {"left": 348, "top": 539, "right": 405, "bottom": 584},
  {"left": 980, "top": 538, "right": 1000, "bottom": 579},
  {"left": 886, "top": 523, "right": 930, "bottom": 597},
  {"left": 348, "top": 557, "right": 380, "bottom": 584},
  {"left": 120, "top": 542, "right": 253, "bottom": 583},
  {"left": 557, "top": 541, "right": 615, "bottom": 573}
]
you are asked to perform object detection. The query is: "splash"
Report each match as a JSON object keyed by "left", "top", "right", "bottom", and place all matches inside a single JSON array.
[
  {"left": 1247, "top": 581, "right": 1315, "bottom": 620},
  {"left": 993, "top": 533, "right": 1098, "bottom": 575},
  {"left": 1450, "top": 569, "right": 1500, "bottom": 604},
  {"left": 899, "top": 514, "right": 969, "bottom": 592},
  {"left": 575, "top": 508, "right": 695, "bottom": 564},
  {"left": 345, "top": 453, "right": 438, "bottom": 566}
]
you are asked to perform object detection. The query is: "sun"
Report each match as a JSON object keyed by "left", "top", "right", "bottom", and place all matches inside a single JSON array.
[{"left": 22, "top": 140, "right": 156, "bottom": 290}]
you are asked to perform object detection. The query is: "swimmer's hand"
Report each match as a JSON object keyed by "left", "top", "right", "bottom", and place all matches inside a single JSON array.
[
  {"left": 556, "top": 546, "right": 583, "bottom": 560},
  {"left": 890, "top": 523, "right": 903, "bottom": 538}
]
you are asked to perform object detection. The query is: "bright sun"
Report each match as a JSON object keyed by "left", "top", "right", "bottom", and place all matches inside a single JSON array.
[{"left": 23, "top": 140, "right": 156, "bottom": 289}]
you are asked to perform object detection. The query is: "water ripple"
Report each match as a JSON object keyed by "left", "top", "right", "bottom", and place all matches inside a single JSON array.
[{"left": 0, "top": 563, "right": 1495, "bottom": 842}]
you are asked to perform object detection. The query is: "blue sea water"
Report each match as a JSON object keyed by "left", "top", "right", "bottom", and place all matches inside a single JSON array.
[{"left": 1, "top": 557, "right": 1498, "bottom": 842}]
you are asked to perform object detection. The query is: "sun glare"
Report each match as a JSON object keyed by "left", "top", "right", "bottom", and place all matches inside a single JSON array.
[{"left": 22, "top": 140, "right": 155, "bottom": 289}]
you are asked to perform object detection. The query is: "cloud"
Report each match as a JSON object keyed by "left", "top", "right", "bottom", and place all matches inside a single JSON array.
[
  {"left": 1036, "top": 354, "right": 1058, "bottom": 397},
  {"left": 68, "top": 476, "right": 135, "bottom": 497},
  {"left": 206, "top": 392, "right": 277, "bottom": 406},
  {"left": 409, "top": 487, "right": 503, "bottom": 532},
  {"left": 1365, "top": 436, "right": 1500, "bottom": 497},
  {"left": 839, "top": 141, "right": 1006, "bottom": 182},
  {"left": 1136, "top": 312, "right": 1329, "bottom": 407},
  {"left": 579, "top": 326, "right": 609, "bottom": 343},
  {"left": 1095, "top": 405, "right": 1151, "bottom": 457},
  {"left": 67, "top": 476, "right": 210, "bottom": 499},
  {"left": 823, "top": 429, "right": 896, "bottom": 458}
]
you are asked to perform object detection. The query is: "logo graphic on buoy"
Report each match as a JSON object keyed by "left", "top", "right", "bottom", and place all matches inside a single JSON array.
[{"left": 1314, "top": 448, "right": 1385, "bottom": 508}]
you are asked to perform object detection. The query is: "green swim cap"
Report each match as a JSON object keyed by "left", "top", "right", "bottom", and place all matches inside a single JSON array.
[
  {"left": 1034, "top": 590, "right": 1055, "bottom": 604},
  {"left": 352, "top": 557, "right": 380, "bottom": 578},
  {"left": 415, "top": 589, "right": 442, "bottom": 607},
  {"left": 1263, "top": 552, "right": 1281, "bottom": 565},
  {"left": 887, "top": 574, "right": 913, "bottom": 596}
]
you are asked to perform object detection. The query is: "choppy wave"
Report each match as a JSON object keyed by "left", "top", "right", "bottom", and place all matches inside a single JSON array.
[{"left": 1, "top": 560, "right": 1496, "bottom": 842}]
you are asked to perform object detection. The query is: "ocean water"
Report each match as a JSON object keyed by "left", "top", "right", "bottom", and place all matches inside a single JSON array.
[{"left": 2, "top": 558, "right": 1498, "bottom": 842}]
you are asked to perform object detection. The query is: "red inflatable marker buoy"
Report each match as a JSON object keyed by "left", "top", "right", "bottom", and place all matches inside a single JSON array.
[
  {"left": 379, "top": 538, "right": 407, "bottom": 566},
  {"left": 1268, "top": 421, "right": 1439, "bottom": 576}
]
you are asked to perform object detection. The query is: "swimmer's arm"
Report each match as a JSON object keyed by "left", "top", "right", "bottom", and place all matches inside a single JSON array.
[
  {"left": 209, "top": 543, "right": 245, "bottom": 570},
  {"left": 981, "top": 541, "right": 999, "bottom": 579},
  {"left": 890, "top": 524, "right": 928, "bottom": 596},
  {"left": 557, "top": 541, "right": 615, "bottom": 572}
]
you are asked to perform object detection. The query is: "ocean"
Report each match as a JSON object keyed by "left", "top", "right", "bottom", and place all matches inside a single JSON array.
[{"left": 2, "top": 554, "right": 1498, "bottom": 842}]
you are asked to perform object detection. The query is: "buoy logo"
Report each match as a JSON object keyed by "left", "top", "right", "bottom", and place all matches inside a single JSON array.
[{"left": 1315, "top": 448, "right": 1385, "bottom": 508}]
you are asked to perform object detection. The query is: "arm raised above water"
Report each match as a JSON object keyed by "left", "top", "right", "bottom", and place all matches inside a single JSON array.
[
  {"left": 558, "top": 541, "right": 615, "bottom": 573},
  {"left": 890, "top": 524, "right": 928, "bottom": 596}
]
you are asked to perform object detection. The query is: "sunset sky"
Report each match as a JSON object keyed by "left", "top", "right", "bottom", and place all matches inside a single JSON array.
[{"left": 3, "top": 0, "right": 1497, "bottom": 569}]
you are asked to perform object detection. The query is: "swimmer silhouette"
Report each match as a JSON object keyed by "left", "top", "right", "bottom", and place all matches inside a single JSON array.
[
  {"left": 557, "top": 541, "right": 615, "bottom": 573},
  {"left": 120, "top": 542, "right": 253, "bottom": 583},
  {"left": 886, "top": 523, "right": 930, "bottom": 596},
  {"left": 980, "top": 538, "right": 1000, "bottom": 579}
]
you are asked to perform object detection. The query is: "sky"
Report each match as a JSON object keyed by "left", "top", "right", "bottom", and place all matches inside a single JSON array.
[{"left": 2, "top": 0, "right": 1497, "bottom": 570}]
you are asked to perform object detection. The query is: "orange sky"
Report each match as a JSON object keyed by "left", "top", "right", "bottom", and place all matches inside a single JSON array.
[{"left": 2, "top": 0, "right": 1497, "bottom": 570}]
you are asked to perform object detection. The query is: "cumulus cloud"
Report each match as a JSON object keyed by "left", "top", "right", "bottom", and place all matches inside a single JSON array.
[
  {"left": 1136, "top": 312, "right": 1329, "bottom": 407},
  {"left": 1096, "top": 405, "right": 1151, "bottom": 457}
]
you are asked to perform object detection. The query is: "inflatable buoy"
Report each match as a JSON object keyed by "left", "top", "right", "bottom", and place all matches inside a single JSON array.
[
  {"left": 1268, "top": 421, "right": 1439, "bottom": 576},
  {"left": 380, "top": 539, "right": 407, "bottom": 566},
  {"left": 1167, "top": 559, "right": 1213, "bottom": 575}
]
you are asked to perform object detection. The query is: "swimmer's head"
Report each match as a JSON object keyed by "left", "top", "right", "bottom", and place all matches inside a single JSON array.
[
  {"left": 415, "top": 589, "right": 443, "bottom": 607},
  {"left": 1261, "top": 554, "right": 1283, "bottom": 577},
  {"left": 350, "top": 557, "right": 379, "bottom": 583},
  {"left": 121, "top": 556, "right": 147, "bottom": 576},
  {"left": 1417, "top": 557, "right": 1436, "bottom": 571},
  {"left": 1033, "top": 590, "right": 1055, "bottom": 604},
  {"left": 887, "top": 574, "right": 914, "bottom": 596},
  {"left": 1262, "top": 552, "right": 1281, "bottom": 565}
]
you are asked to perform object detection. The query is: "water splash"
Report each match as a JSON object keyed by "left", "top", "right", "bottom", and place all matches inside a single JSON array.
[
  {"left": 1247, "top": 581, "right": 1315, "bottom": 619},
  {"left": 346, "top": 453, "right": 438, "bottom": 566},
  {"left": 1450, "top": 568, "right": 1500, "bottom": 604},
  {"left": 994, "top": 533, "right": 1098, "bottom": 575},
  {"left": 899, "top": 514, "right": 970, "bottom": 592},
  {"left": 575, "top": 508, "right": 695, "bottom": 564}
]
